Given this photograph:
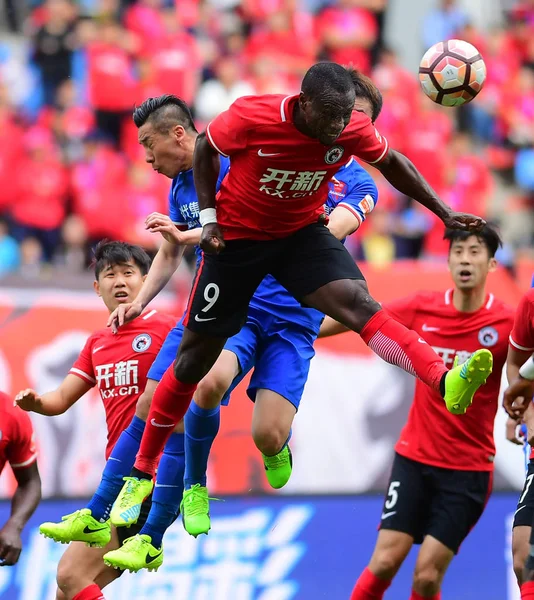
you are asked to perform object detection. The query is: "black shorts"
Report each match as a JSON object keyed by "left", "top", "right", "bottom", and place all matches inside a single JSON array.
[
  {"left": 380, "top": 453, "right": 492, "bottom": 554},
  {"left": 514, "top": 459, "right": 534, "bottom": 529},
  {"left": 183, "top": 222, "right": 364, "bottom": 338}
]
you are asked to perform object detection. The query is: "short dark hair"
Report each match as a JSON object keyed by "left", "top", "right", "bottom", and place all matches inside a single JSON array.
[
  {"left": 347, "top": 67, "right": 383, "bottom": 122},
  {"left": 133, "top": 94, "right": 197, "bottom": 134},
  {"left": 93, "top": 240, "right": 152, "bottom": 280},
  {"left": 301, "top": 62, "right": 354, "bottom": 100},
  {"left": 444, "top": 224, "right": 503, "bottom": 258}
]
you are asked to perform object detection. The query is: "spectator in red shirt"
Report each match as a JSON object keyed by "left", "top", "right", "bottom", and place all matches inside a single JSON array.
[
  {"left": 316, "top": 0, "right": 378, "bottom": 74},
  {"left": 10, "top": 127, "right": 69, "bottom": 264},
  {"left": 0, "top": 86, "right": 23, "bottom": 219},
  {"left": 0, "top": 391, "right": 41, "bottom": 566},
  {"left": 86, "top": 19, "right": 139, "bottom": 146},
  {"left": 71, "top": 134, "right": 129, "bottom": 243},
  {"left": 137, "top": 8, "right": 202, "bottom": 107},
  {"left": 244, "top": 9, "right": 316, "bottom": 87}
]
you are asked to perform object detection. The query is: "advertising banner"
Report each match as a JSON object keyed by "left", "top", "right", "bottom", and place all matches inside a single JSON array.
[{"left": 0, "top": 494, "right": 522, "bottom": 600}]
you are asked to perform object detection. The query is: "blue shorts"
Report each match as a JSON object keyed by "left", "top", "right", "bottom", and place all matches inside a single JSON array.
[
  {"left": 224, "top": 307, "right": 316, "bottom": 411},
  {"left": 148, "top": 308, "right": 316, "bottom": 410}
]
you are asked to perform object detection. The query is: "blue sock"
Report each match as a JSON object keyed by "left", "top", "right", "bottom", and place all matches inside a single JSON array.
[
  {"left": 184, "top": 400, "right": 220, "bottom": 490},
  {"left": 86, "top": 415, "right": 145, "bottom": 522},
  {"left": 140, "top": 432, "right": 185, "bottom": 549}
]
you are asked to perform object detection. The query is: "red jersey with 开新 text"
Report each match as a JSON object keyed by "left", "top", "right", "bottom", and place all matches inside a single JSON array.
[
  {"left": 386, "top": 289, "right": 514, "bottom": 471},
  {"left": 69, "top": 310, "right": 174, "bottom": 459},
  {"left": 0, "top": 391, "right": 38, "bottom": 475},
  {"left": 205, "top": 94, "right": 388, "bottom": 240}
]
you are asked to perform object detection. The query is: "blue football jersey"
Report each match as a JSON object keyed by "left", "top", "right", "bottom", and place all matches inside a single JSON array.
[
  {"left": 168, "top": 155, "right": 231, "bottom": 265},
  {"left": 249, "top": 158, "right": 378, "bottom": 334}
]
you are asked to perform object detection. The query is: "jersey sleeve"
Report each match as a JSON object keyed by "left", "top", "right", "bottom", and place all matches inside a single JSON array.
[
  {"left": 205, "top": 97, "right": 253, "bottom": 157},
  {"left": 510, "top": 291, "right": 534, "bottom": 351},
  {"left": 168, "top": 183, "right": 187, "bottom": 230},
  {"left": 69, "top": 335, "right": 97, "bottom": 386},
  {"left": 7, "top": 409, "right": 37, "bottom": 469},
  {"left": 383, "top": 294, "right": 420, "bottom": 329},
  {"left": 349, "top": 114, "right": 389, "bottom": 165},
  {"left": 335, "top": 165, "right": 378, "bottom": 226}
]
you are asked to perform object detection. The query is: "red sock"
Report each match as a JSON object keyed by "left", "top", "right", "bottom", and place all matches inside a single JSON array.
[
  {"left": 72, "top": 584, "right": 105, "bottom": 600},
  {"left": 350, "top": 567, "right": 392, "bottom": 600},
  {"left": 409, "top": 591, "right": 440, "bottom": 600},
  {"left": 134, "top": 366, "right": 197, "bottom": 476},
  {"left": 360, "top": 310, "right": 446, "bottom": 394},
  {"left": 521, "top": 581, "right": 534, "bottom": 599}
]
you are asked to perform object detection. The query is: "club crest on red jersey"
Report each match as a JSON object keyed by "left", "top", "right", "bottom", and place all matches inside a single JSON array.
[
  {"left": 132, "top": 333, "right": 152, "bottom": 352},
  {"left": 478, "top": 326, "right": 498, "bottom": 347},
  {"left": 324, "top": 145, "right": 344, "bottom": 165}
]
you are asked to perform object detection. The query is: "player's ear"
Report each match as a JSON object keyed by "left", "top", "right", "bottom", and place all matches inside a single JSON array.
[
  {"left": 488, "top": 257, "right": 498, "bottom": 273},
  {"left": 141, "top": 274, "right": 148, "bottom": 283},
  {"left": 173, "top": 124, "right": 185, "bottom": 142},
  {"left": 93, "top": 280, "right": 101, "bottom": 297}
]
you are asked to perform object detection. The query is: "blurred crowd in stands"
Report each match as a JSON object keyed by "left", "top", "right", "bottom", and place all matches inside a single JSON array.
[{"left": 0, "top": 0, "right": 533, "bottom": 280}]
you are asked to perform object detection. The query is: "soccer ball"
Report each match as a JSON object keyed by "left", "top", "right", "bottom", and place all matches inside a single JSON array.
[{"left": 418, "top": 39, "right": 487, "bottom": 107}]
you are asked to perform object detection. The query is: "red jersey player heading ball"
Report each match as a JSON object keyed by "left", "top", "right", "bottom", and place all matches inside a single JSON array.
[{"left": 127, "top": 62, "right": 494, "bottom": 489}]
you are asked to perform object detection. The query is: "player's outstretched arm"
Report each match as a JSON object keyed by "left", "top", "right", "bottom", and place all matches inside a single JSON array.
[
  {"left": 108, "top": 238, "right": 185, "bottom": 332},
  {"left": 15, "top": 374, "right": 92, "bottom": 416},
  {"left": 193, "top": 133, "right": 225, "bottom": 255},
  {"left": 0, "top": 462, "right": 41, "bottom": 566},
  {"left": 375, "top": 149, "right": 485, "bottom": 231}
]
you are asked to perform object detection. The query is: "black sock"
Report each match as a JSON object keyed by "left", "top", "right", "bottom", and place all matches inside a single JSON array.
[
  {"left": 439, "top": 372, "right": 447, "bottom": 398},
  {"left": 131, "top": 467, "right": 152, "bottom": 481}
]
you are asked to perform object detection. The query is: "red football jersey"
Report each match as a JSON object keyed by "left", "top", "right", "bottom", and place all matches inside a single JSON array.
[
  {"left": 509, "top": 288, "right": 534, "bottom": 353},
  {"left": 69, "top": 310, "right": 174, "bottom": 459},
  {"left": 386, "top": 289, "right": 514, "bottom": 471},
  {"left": 0, "top": 392, "right": 37, "bottom": 475},
  {"left": 206, "top": 94, "right": 388, "bottom": 240}
]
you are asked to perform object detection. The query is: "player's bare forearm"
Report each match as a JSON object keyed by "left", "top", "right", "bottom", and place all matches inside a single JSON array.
[
  {"left": 193, "top": 133, "right": 220, "bottom": 211},
  {"left": 18, "top": 375, "right": 92, "bottom": 416},
  {"left": 134, "top": 239, "right": 185, "bottom": 309},
  {"left": 376, "top": 149, "right": 450, "bottom": 220},
  {"left": 506, "top": 346, "right": 532, "bottom": 384},
  {"left": 7, "top": 464, "right": 41, "bottom": 532},
  {"left": 376, "top": 149, "right": 485, "bottom": 230},
  {"left": 177, "top": 228, "right": 202, "bottom": 246},
  {"left": 326, "top": 206, "right": 361, "bottom": 240},
  {"left": 318, "top": 316, "right": 351, "bottom": 338}
]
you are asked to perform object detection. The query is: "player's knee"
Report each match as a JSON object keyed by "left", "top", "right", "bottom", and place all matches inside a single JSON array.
[
  {"left": 412, "top": 564, "right": 442, "bottom": 596},
  {"left": 135, "top": 389, "right": 153, "bottom": 421},
  {"left": 251, "top": 420, "right": 288, "bottom": 456},
  {"left": 173, "top": 353, "right": 207, "bottom": 384},
  {"left": 195, "top": 373, "right": 227, "bottom": 409},
  {"left": 56, "top": 559, "right": 82, "bottom": 595},
  {"left": 338, "top": 282, "right": 381, "bottom": 333},
  {"left": 368, "top": 549, "right": 404, "bottom": 580}
]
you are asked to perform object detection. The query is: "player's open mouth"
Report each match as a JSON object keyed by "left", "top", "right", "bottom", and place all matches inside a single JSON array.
[
  {"left": 459, "top": 270, "right": 472, "bottom": 281},
  {"left": 114, "top": 292, "right": 128, "bottom": 299}
]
